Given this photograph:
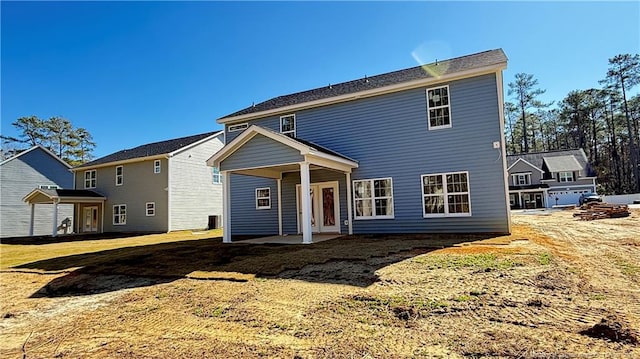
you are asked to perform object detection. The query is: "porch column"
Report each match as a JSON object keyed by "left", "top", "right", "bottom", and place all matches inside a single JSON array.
[
  {"left": 29, "top": 203, "right": 35, "bottom": 236},
  {"left": 519, "top": 192, "right": 524, "bottom": 209},
  {"left": 277, "top": 178, "right": 283, "bottom": 236},
  {"left": 101, "top": 202, "right": 105, "bottom": 233},
  {"left": 222, "top": 171, "right": 232, "bottom": 243},
  {"left": 52, "top": 199, "right": 59, "bottom": 237},
  {"left": 346, "top": 172, "right": 353, "bottom": 235},
  {"left": 300, "top": 162, "right": 312, "bottom": 244}
]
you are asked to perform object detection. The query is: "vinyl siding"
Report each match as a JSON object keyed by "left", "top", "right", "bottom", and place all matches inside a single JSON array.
[
  {"left": 229, "top": 174, "right": 279, "bottom": 236},
  {"left": 225, "top": 73, "right": 510, "bottom": 234},
  {"left": 169, "top": 134, "right": 224, "bottom": 230},
  {"left": 76, "top": 159, "right": 169, "bottom": 232},
  {"left": 0, "top": 148, "right": 73, "bottom": 237},
  {"left": 221, "top": 134, "right": 303, "bottom": 171}
]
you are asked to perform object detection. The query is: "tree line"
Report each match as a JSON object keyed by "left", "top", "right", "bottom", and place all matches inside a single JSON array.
[
  {"left": 1, "top": 116, "right": 96, "bottom": 167},
  {"left": 505, "top": 54, "right": 640, "bottom": 195}
]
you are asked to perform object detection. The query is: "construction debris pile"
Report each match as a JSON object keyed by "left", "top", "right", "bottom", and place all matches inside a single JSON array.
[{"left": 574, "top": 203, "right": 631, "bottom": 221}]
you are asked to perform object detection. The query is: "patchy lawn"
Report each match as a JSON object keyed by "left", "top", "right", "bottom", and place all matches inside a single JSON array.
[{"left": 1, "top": 211, "right": 639, "bottom": 358}]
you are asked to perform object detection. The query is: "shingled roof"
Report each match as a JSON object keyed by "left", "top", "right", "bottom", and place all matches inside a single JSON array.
[
  {"left": 75, "top": 132, "right": 220, "bottom": 169},
  {"left": 507, "top": 149, "right": 596, "bottom": 177},
  {"left": 220, "top": 48, "right": 507, "bottom": 121}
]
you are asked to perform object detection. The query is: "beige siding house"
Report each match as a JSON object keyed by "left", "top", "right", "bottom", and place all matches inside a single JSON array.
[{"left": 71, "top": 132, "right": 224, "bottom": 233}]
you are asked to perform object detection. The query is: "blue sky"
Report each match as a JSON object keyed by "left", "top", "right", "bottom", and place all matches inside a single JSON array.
[{"left": 2, "top": 1, "right": 639, "bottom": 158}]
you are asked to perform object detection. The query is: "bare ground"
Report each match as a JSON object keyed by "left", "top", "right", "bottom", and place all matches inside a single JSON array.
[{"left": 1, "top": 209, "right": 639, "bottom": 358}]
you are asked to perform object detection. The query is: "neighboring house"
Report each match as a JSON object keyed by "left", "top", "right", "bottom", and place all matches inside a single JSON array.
[
  {"left": 0, "top": 146, "right": 74, "bottom": 237},
  {"left": 69, "top": 131, "right": 224, "bottom": 233},
  {"left": 208, "top": 49, "right": 512, "bottom": 243},
  {"left": 506, "top": 149, "right": 597, "bottom": 209}
]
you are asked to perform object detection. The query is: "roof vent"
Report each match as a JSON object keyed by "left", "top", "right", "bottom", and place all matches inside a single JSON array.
[
  {"left": 364, "top": 75, "right": 369, "bottom": 83},
  {"left": 328, "top": 83, "right": 332, "bottom": 89}
]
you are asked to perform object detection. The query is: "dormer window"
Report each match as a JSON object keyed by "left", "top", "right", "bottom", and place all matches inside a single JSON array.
[
  {"left": 280, "top": 114, "right": 296, "bottom": 137},
  {"left": 512, "top": 173, "right": 531, "bottom": 186},
  {"left": 559, "top": 171, "right": 574, "bottom": 182},
  {"left": 426, "top": 85, "right": 451, "bottom": 130}
]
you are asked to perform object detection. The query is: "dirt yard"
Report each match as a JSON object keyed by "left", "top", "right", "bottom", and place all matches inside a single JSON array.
[{"left": 1, "top": 209, "right": 639, "bottom": 358}]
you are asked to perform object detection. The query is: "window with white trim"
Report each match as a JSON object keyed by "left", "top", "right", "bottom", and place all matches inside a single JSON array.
[
  {"left": 212, "top": 167, "right": 222, "bottom": 184},
  {"left": 84, "top": 170, "right": 96, "bottom": 188},
  {"left": 256, "top": 188, "right": 271, "bottom": 209},
  {"left": 353, "top": 178, "right": 394, "bottom": 219},
  {"left": 280, "top": 114, "right": 296, "bottom": 137},
  {"left": 115, "top": 166, "right": 123, "bottom": 186},
  {"left": 426, "top": 85, "right": 451, "bottom": 129},
  {"left": 113, "top": 204, "right": 127, "bottom": 225},
  {"left": 512, "top": 173, "right": 530, "bottom": 186},
  {"left": 228, "top": 123, "right": 248, "bottom": 132},
  {"left": 422, "top": 172, "right": 471, "bottom": 216},
  {"left": 146, "top": 202, "right": 155, "bottom": 216},
  {"left": 154, "top": 160, "right": 161, "bottom": 174},
  {"left": 559, "top": 171, "right": 574, "bottom": 182}
]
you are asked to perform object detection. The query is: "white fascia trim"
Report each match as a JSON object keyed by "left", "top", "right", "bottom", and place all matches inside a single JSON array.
[
  {"left": 207, "top": 125, "right": 308, "bottom": 167},
  {"left": 169, "top": 131, "right": 224, "bottom": 157},
  {"left": 218, "top": 63, "right": 507, "bottom": 125},
  {"left": 548, "top": 184, "right": 597, "bottom": 191},
  {"left": 1, "top": 145, "right": 72, "bottom": 168},
  {"left": 305, "top": 153, "right": 358, "bottom": 171},
  {"left": 506, "top": 158, "right": 544, "bottom": 174},
  {"left": 72, "top": 154, "right": 168, "bottom": 171}
]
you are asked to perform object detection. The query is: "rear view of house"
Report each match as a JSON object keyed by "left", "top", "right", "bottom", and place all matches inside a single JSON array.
[
  {"left": 70, "top": 131, "right": 225, "bottom": 233},
  {"left": 208, "top": 49, "right": 512, "bottom": 243},
  {"left": 0, "top": 146, "right": 74, "bottom": 237},
  {"left": 506, "top": 149, "right": 597, "bottom": 208}
]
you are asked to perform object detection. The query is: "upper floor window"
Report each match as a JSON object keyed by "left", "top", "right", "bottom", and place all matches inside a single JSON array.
[
  {"left": 154, "top": 160, "right": 161, "bottom": 174},
  {"left": 212, "top": 167, "right": 222, "bottom": 184},
  {"left": 422, "top": 172, "right": 471, "bottom": 217},
  {"left": 84, "top": 170, "right": 96, "bottom": 188},
  {"left": 115, "top": 166, "right": 123, "bottom": 186},
  {"left": 426, "top": 85, "right": 451, "bottom": 130},
  {"left": 280, "top": 114, "right": 296, "bottom": 137},
  {"left": 559, "top": 171, "right": 574, "bottom": 182},
  {"left": 353, "top": 178, "right": 394, "bottom": 219},
  {"left": 256, "top": 188, "right": 271, "bottom": 209},
  {"left": 228, "top": 123, "right": 248, "bottom": 132},
  {"left": 513, "top": 173, "right": 531, "bottom": 186}
]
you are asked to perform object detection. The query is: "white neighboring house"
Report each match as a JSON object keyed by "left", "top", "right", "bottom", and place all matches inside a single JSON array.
[{"left": 0, "top": 146, "right": 74, "bottom": 237}]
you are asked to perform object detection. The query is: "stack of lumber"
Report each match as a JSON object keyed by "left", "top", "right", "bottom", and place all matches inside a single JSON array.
[{"left": 573, "top": 203, "right": 631, "bottom": 220}]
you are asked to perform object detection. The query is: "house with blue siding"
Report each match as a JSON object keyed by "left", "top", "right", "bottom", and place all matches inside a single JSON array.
[
  {"left": 0, "top": 146, "right": 74, "bottom": 237},
  {"left": 207, "top": 49, "right": 511, "bottom": 243}
]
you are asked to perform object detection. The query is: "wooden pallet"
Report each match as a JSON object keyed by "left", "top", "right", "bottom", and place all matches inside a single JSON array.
[{"left": 573, "top": 203, "right": 630, "bottom": 221}]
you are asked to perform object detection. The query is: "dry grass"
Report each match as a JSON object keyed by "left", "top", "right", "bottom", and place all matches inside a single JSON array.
[{"left": 1, "top": 211, "right": 639, "bottom": 358}]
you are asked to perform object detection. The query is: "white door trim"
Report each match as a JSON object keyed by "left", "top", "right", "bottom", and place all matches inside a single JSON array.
[{"left": 296, "top": 180, "right": 341, "bottom": 234}]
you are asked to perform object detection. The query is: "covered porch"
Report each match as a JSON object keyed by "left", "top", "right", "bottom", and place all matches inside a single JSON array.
[
  {"left": 23, "top": 188, "right": 106, "bottom": 237},
  {"left": 207, "top": 125, "right": 359, "bottom": 244}
]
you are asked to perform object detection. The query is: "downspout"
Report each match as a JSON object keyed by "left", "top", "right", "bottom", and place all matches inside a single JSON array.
[
  {"left": 167, "top": 155, "right": 172, "bottom": 232},
  {"left": 496, "top": 70, "right": 512, "bottom": 232}
]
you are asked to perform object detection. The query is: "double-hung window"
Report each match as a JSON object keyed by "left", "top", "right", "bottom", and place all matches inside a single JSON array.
[
  {"left": 115, "top": 166, "right": 123, "bottom": 186},
  {"left": 113, "top": 204, "right": 127, "bottom": 225},
  {"left": 559, "top": 171, "right": 574, "bottom": 182},
  {"left": 212, "top": 167, "right": 222, "bottom": 184},
  {"left": 154, "top": 160, "right": 161, "bottom": 174},
  {"left": 513, "top": 173, "right": 530, "bottom": 186},
  {"left": 84, "top": 170, "right": 97, "bottom": 189},
  {"left": 146, "top": 202, "right": 155, "bottom": 216},
  {"left": 426, "top": 85, "right": 451, "bottom": 129},
  {"left": 353, "top": 178, "right": 394, "bottom": 219},
  {"left": 280, "top": 114, "right": 296, "bottom": 137},
  {"left": 422, "top": 172, "right": 471, "bottom": 217},
  {"left": 256, "top": 188, "right": 271, "bottom": 209}
]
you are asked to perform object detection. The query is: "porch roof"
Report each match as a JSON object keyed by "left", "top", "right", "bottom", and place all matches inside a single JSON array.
[
  {"left": 207, "top": 125, "right": 358, "bottom": 178},
  {"left": 23, "top": 188, "right": 106, "bottom": 204}
]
